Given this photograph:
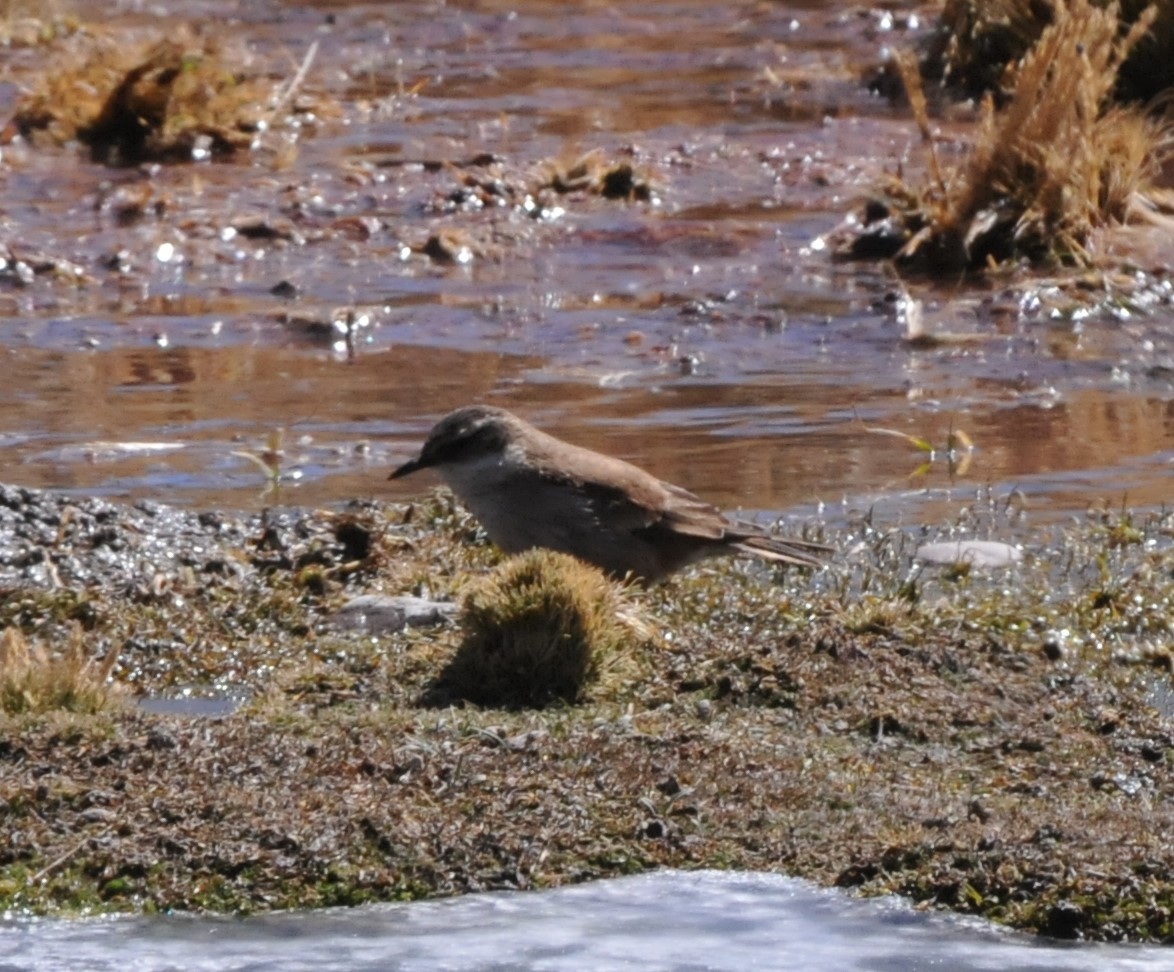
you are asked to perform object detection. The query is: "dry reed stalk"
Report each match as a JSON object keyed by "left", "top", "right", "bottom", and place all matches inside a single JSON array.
[{"left": 891, "top": 0, "right": 1169, "bottom": 271}]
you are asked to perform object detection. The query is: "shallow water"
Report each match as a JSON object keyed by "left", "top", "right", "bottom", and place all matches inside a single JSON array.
[
  {"left": 0, "top": 0, "right": 1169, "bottom": 525},
  {"left": 1, "top": 871, "right": 1169, "bottom": 972}
]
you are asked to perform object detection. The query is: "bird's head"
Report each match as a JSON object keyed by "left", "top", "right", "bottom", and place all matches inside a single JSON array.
[{"left": 389, "top": 405, "right": 517, "bottom": 479}]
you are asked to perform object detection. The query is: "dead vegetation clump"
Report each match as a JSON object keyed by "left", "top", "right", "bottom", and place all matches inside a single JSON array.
[
  {"left": 0, "top": 624, "right": 122, "bottom": 714},
  {"left": 6, "top": 31, "right": 308, "bottom": 164},
  {"left": 537, "top": 149, "right": 657, "bottom": 201},
  {"left": 925, "top": 0, "right": 1174, "bottom": 104},
  {"left": 843, "top": 0, "right": 1171, "bottom": 273},
  {"left": 422, "top": 148, "right": 657, "bottom": 220},
  {"left": 438, "top": 550, "right": 647, "bottom": 709}
]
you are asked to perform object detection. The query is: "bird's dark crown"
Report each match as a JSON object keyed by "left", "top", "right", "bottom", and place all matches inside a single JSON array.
[{"left": 416, "top": 405, "right": 514, "bottom": 466}]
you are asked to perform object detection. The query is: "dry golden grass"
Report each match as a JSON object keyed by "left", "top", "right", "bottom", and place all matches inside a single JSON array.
[
  {"left": 952, "top": 2, "right": 1160, "bottom": 249},
  {"left": 1115, "top": 0, "right": 1174, "bottom": 101},
  {"left": 0, "top": 624, "right": 123, "bottom": 715},
  {"left": 442, "top": 550, "right": 647, "bottom": 709},
  {"left": 927, "top": 0, "right": 1174, "bottom": 102},
  {"left": 860, "top": 0, "right": 1171, "bottom": 273},
  {"left": 928, "top": 0, "right": 1054, "bottom": 97}
]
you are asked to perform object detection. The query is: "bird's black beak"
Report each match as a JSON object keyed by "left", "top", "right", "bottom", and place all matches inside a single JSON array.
[{"left": 388, "top": 456, "right": 426, "bottom": 480}]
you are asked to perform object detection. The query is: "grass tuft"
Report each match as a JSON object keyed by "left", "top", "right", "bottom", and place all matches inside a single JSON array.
[
  {"left": 0, "top": 624, "right": 123, "bottom": 714},
  {"left": 440, "top": 550, "right": 647, "bottom": 709}
]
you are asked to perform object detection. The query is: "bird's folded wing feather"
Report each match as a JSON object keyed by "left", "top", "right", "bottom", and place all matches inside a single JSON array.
[
  {"left": 538, "top": 444, "right": 829, "bottom": 558},
  {"left": 536, "top": 449, "right": 713, "bottom": 535},
  {"left": 571, "top": 472, "right": 735, "bottom": 540},
  {"left": 655, "top": 482, "right": 737, "bottom": 539}
]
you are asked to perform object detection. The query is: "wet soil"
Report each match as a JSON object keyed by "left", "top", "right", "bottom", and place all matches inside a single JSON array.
[{"left": 1, "top": 483, "right": 1172, "bottom": 943}]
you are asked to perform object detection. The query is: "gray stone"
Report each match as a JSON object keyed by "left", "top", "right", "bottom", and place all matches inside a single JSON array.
[{"left": 329, "top": 594, "right": 457, "bottom": 635}]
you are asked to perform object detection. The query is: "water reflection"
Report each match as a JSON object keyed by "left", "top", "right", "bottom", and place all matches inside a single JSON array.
[{"left": 0, "top": 340, "right": 1169, "bottom": 522}]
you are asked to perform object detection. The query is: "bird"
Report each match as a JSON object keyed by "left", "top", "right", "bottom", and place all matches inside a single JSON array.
[{"left": 389, "top": 405, "right": 831, "bottom": 584}]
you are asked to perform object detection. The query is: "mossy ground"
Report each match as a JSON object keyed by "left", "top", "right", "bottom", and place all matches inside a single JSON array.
[{"left": 1, "top": 483, "right": 1171, "bottom": 941}]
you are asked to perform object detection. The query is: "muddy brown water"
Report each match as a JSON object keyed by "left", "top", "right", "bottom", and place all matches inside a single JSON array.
[{"left": 0, "top": 0, "right": 1170, "bottom": 526}]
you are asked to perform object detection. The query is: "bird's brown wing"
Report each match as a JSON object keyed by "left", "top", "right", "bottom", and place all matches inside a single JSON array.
[
  {"left": 531, "top": 445, "right": 677, "bottom": 527},
  {"left": 539, "top": 450, "right": 721, "bottom": 533},
  {"left": 536, "top": 444, "right": 831, "bottom": 572}
]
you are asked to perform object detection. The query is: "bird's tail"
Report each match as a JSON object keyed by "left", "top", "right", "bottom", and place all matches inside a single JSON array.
[{"left": 733, "top": 534, "right": 832, "bottom": 569}]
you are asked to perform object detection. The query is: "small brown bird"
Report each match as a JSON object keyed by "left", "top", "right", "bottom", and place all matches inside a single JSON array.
[{"left": 390, "top": 405, "right": 830, "bottom": 584}]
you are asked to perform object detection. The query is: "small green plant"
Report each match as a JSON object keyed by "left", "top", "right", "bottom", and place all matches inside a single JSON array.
[
  {"left": 860, "top": 411, "right": 976, "bottom": 480},
  {"left": 232, "top": 427, "right": 286, "bottom": 491}
]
